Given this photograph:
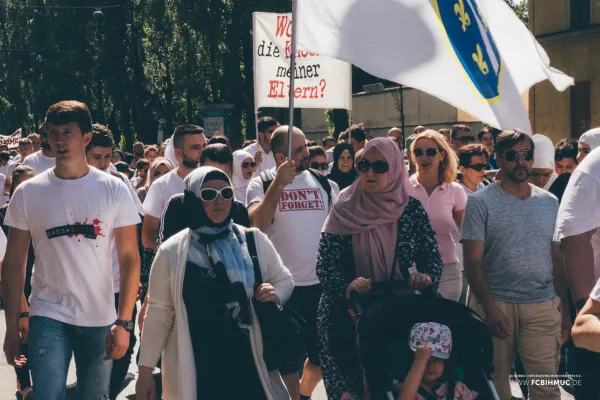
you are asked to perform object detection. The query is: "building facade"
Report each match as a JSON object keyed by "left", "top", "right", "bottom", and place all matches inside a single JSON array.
[{"left": 529, "top": 0, "right": 600, "bottom": 143}]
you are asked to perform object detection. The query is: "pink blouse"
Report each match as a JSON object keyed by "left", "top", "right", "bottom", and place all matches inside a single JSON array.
[{"left": 409, "top": 176, "right": 467, "bottom": 264}]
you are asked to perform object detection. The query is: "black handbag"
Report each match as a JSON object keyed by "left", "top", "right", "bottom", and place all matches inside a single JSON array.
[{"left": 246, "top": 230, "right": 306, "bottom": 372}]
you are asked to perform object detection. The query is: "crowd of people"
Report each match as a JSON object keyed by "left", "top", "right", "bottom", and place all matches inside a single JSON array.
[{"left": 1, "top": 100, "right": 600, "bottom": 400}]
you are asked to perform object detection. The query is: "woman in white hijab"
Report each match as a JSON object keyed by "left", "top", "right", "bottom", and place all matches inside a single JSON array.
[
  {"left": 232, "top": 150, "right": 256, "bottom": 204},
  {"left": 531, "top": 134, "right": 558, "bottom": 190},
  {"left": 577, "top": 128, "right": 600, "bottom": 163}
]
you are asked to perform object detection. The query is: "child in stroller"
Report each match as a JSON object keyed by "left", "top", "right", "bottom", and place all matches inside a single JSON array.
[
  {"left": 395, "top": 322, "right": 478, "bottom": 400},
  {"left": 351, "top": 282, "right": 499, "bottom": 400}
]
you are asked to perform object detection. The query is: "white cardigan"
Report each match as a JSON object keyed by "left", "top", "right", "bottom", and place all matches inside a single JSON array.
[{"left": 139, "top": 227, "right": 294, "bottom": 400}]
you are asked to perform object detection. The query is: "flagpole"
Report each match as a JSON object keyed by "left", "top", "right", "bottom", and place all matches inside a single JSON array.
[
  {"left": 287, "top": 0, "right": 298, "bottom": 160},
  {"left": 252, "top": 13, "right": 260, "bottom": 142}
]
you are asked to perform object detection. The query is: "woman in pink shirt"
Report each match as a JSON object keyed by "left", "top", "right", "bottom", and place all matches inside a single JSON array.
[{"left": 409, "top": 130, "right": 467, "bottom": 301}]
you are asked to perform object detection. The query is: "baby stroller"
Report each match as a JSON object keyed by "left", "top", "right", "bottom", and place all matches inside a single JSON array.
[{"left": 349, "top": 281, "right": 500, "bottom": 400}]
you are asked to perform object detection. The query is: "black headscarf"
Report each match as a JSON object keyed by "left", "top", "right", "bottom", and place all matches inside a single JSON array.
[{"left": 327, "top": 143, "right": 358, "bottom": 190}]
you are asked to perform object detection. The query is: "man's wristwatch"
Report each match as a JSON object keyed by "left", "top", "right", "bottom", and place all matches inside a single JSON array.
[
  {"left": 19, "top": 312, "right": 29, "bottom": 319},
  {"left": 115, "top": 319, "right": 134, "bottom": 333}
]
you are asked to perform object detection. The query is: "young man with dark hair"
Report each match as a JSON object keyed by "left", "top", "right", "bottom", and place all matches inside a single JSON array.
[
  {"left": 0, "top": 144, "right": 9, "bottom": 153},
  {"left": 6, "top": 139, "right": 34, "bottom": 181},
  {"left": 308, "top": 145, "right": 329, "bottom": 176},
  {"left": 27, "top": 133, "right": 41, "bottom": 152},
  {"left": 23, "top": 122, "right": 56, "bottom": 174},
  {"left": 141, "top": 124, "right": 206, "bottom": 250},
  {"left": 451, "top": 124, "right": 475, "bottom": 150},
  {"left": 247, "top": 126, "right": 337, "bottom": 400},
  {"left": 2, "top": 101, "right": 141, "bottom": 399},
  {"left": 555, "top": 138, "right": 579, "bottom": 176},
  {"left": 245, "top": 116, "right": 280, "bottom": 174},
  {"left": 322, "top": 136, "right": 336, "bottom": 151},
  {"left": 461, "top": 129, "right": 568, "bottom": 400},
  {"left": 85, "top": 123, "right": 144, "bottom": 399},
  {"left": 348, "top": 123, "right": 368, "bottom": 154},
  {"left": 199, "top": 143, "right": 234, "bottom": 176}
]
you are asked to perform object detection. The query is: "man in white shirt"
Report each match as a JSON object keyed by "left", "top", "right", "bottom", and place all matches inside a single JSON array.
[
  {"left": 1, "top": 101, "right": 141, "bottom": 399},
  {"left": 141, "top": 124, "right": 206, "bottom": 250},
  {"left": 23, "top": 124, "right": 56, "bottom": 174},
  {"left": 27, "top": 132, "right": 41, "bottom": 152},
  {"left": 244, "top": 117, "right": 279, "bottom": 175},
  {"left": 247, "top": 126, "right": 337, "bottom": 400},
  {"left": 6, "top": 138, "right": 34, "bottom": 181},
  {"left": 85, "top": 124, "right": 145, "bottom": 398},
  {"left": 555, "top": 147, "right": 600, "bottom": 399}
]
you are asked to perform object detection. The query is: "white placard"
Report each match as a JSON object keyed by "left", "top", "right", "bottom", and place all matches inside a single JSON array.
[{"left": 253, "top": 12, "right": 352, "bottom": 110}]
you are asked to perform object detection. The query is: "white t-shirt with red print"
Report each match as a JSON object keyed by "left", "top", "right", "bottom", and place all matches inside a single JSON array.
[
  {"left": 247, "top": 169, "right": 337, "bottom": 286},
  {"left": 5, "top": 167, "right": 140, "bottom": 327}
]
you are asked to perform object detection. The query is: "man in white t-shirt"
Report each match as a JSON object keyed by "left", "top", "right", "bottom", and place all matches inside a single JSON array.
[
  {"left": 247, "top": 126, "right": 337, "bottom": 400},
  {"left": 244, "top": 116, "right": 279, "bottom": 175},
  {"left": 1, "top": 101, "right": 141, "bottom": 399},
  {"left": 141, "top": 124, "right": 206, "bottom": 250},
  {"left": 23, "top": 124, "right": 56, "bottom": 174},
  {"left": 86, "top": 123, "right": 145, "bottom": 399},
  {"left": 555, "top": 147, "right": 600, "bottom": 399},
  {"left": 6, "top": 138, "right": 34, "bottom": 181}
]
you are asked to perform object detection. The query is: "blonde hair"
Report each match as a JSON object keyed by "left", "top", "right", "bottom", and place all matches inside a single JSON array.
[{"left": 410, "top": 129, "right": 457, "bottom": 184}]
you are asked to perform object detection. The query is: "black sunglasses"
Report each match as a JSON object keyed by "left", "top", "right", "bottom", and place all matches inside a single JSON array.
[
  {"left": 504, "top": 150, "right": 533, "bottom": 162},
  {"left": 464, "top": 162, "right": 488, "bottom": 171},
  {"left": 311, "top": 162, "right": 329, "bottom": 170},
  {"left": 456, "top": 136, "right": 475, "bottom": 143},
  {"left": 413, "top": 148, "right": 441, "bottom": 157},
  {"left": 198, "top": 187, "right": 235, "bottom": 202},
  {"left": 241, "top": 162, "right": 256, "bottom": 169},
  {"left": 357, "top": 159, "right": 389, "bottom": 174}
]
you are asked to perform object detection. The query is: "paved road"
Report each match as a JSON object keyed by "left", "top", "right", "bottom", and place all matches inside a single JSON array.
[{"left": 0, "top": 307, "right": 571, "bottom": 400}]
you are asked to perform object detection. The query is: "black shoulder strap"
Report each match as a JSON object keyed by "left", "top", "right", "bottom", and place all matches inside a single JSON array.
[
  {"left": 260, "top": 170, "right": 275, "bottom": 194},
  {"left": 417, "top": 386, "right": 439, "bottom": 400},
  {"left": 245, "top": 230, "right": 264, "bottom": 286},
  {"left": 308, "top": 169, "right": 332, "bottom": 208}
]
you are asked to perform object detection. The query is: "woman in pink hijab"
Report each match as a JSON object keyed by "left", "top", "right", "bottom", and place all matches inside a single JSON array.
[{"left": 316, "top": 137, "right": 443, "bottom": 400}]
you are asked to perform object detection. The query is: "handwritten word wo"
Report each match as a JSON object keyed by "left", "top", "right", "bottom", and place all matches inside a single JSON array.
[
  {"left": 268, "top": 80, "right": 327, "bottom": 99},
  {"left": 279, "top": 188, "right": 325, "bottom": 211}
]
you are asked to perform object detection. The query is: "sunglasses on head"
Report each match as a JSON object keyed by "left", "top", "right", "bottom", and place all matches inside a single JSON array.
[
  {"left": 241, "top": 161, "right": 256, "bottom": 169},
  {"left": 357, "top": 159, "right": 389, "bottom": 174},
  {"left": 463, "top": 162, "right": 488, "bottom": 171},
  {"left": 504, "top": 150, "right": 533, "bottom": 162},
  {"left": 413, "top": 148, "right": 441, "bottom": 157},
  {"left": 311, "top": 162, "right": 329, "bottom": 170},
  {"left": 198, "top": 187, "right": 234, "bottom": 202},
  {"left": 456, "top": 136, "right": 475, "bottom": 143}
]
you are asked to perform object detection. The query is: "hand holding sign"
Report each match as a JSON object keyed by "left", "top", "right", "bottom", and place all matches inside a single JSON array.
[{"left": 274, "top": 159, "right": 296, "bottom": 189}]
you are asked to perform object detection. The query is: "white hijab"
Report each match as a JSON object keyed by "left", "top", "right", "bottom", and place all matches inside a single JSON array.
[
  {"left": 164, "top": 137, "right": 179, "bottom": 168},
  {"left": 579, "top": 128, "right": 600, "bottom": 151},
  {"left": 532, "top": 134, "right": 558, "bottom": 190},
  {"left": 232, "top": 150, "right": 254, "bottom": 205}
]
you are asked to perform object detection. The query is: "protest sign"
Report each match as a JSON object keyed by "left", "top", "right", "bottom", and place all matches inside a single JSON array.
[
  {"left": 0, "top": 129, "right": 22, "bottom": 149},
  {"left": 253, "top": 12, "right": 352, "bottom": 110}
]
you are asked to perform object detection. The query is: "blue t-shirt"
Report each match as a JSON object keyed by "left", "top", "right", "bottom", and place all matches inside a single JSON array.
[{"left": 461, "top": 182, "right": 559, "bottom": 303}]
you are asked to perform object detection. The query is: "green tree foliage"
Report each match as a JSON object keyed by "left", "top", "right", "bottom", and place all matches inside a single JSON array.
[{"left": 0, "top": 0, "right": 291, "bottom": 149}]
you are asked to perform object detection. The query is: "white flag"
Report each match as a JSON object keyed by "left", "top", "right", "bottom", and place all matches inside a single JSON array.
[{"left": 295, "top": 0, "right": 574, "bottom": 133}]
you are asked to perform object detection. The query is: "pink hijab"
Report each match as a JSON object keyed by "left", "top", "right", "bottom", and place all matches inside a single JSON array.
[{"left": 323, "top": 137, "right": 409, "bottom": 281}]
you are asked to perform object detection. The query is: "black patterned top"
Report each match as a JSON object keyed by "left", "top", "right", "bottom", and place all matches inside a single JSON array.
[{"left": 315, "top": 196, "right": 444, "bottom": 400}]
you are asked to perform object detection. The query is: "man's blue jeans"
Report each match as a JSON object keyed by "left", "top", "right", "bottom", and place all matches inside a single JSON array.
[{"left": 28, "top": 316, "right": 112, "bottom": 400}]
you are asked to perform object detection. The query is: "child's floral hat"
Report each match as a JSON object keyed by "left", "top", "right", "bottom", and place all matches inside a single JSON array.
[{"left": 409, "top": 322, "right": 453, "bottom": 359}]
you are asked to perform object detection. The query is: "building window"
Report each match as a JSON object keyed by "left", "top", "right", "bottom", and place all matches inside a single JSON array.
[
  {"left": 570, "top": 81, "right": 590, "bottom": 139},
  {"left": 570, "top": 0, "right": 591, "bottom": 29}
]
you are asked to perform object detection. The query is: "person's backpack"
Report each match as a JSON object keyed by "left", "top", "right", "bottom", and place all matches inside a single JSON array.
[{"left": 259, "top": 168, "right": 333, "bottom": 208}]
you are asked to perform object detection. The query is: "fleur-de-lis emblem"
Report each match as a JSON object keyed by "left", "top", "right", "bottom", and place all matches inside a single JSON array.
[
  {"left": 454, "top": 0, "right": 471, "bottom": 32},
  {"left": 472, "top": 44, "right": 489, "bottom": 75}
]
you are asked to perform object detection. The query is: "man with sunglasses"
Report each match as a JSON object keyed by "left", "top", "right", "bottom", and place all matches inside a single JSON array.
[
  {"left": 461, "top": 130, "right": 569, "bottom": 400},
  {"left": 246, "top": 116, "right": 279, "bottom": 175},
  {"left": 450, "top": 124, "right": 475, "bottom": 151},
  {"left": 247, "top": 126, "right": 337, "bottom": 400}
]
